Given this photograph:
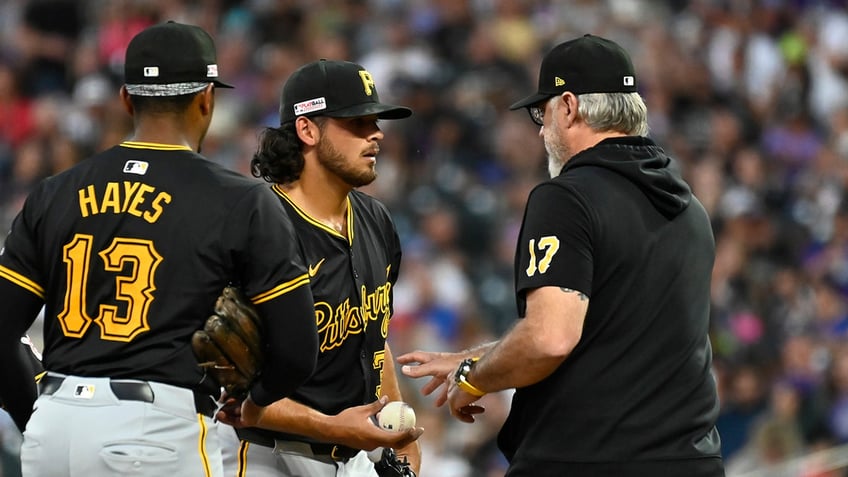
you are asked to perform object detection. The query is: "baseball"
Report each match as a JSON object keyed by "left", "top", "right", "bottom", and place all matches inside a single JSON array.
[{"left": 377, "top": 401, "right": 416, "bottom": 432}]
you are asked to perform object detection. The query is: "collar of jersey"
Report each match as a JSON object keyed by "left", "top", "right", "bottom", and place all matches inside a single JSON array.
[
  {"left": 120, "top": 141, "right": 192, "bottom": 151},
  {"left": 272, "top": 184, "right": 354, "bottom": 243}
]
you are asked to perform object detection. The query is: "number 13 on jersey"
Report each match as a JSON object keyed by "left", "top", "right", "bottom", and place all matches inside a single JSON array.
[{"left": 60, "top": 233, "right": 162, "bottom": 342}]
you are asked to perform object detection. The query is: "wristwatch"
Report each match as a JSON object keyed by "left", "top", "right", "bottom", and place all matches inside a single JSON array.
[{"left": 454, "top": 357, "right": 486, "bottom": 397}]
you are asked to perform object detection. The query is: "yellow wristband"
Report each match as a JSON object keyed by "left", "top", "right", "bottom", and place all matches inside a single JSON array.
[
  {"left": 456, "top": 375, "right": 486, "bottom": 397},
  {"left": 455, "top": 358, "right": 486, "bottom": 397}
]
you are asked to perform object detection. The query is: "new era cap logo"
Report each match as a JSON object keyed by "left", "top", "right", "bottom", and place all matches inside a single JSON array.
[
  {"left": 294, "top": 97, "right": 327, "bottom": 116},
  {"left": 207, "top": 64, "right": 219, "bottom": 78},
  {"left": 555, "top": 77, "right": 565, "bottom": 87},
  {"left": 144, "top": 67, "right": 159, "bottom": 78},
  {"left": 623, "top": 76, "right": 634, "bottom": 86}
]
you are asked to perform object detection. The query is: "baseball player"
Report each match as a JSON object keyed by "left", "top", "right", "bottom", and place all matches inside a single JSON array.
[
  {"left": 216, "top": 59, "right": 422, "bottom": 476},
  {"left": 0, "top": 21, "right": 318, "bottom": 476},
  {"left": 399, "top": 34, "right": 725, "bottom": 476}
]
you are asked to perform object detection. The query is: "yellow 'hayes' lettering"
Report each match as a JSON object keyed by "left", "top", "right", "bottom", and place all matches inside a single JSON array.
[
  {"left": 79, "top": 185, "right": 97, "bottom": 217},
  {"left": 145, "top": 192, "right": 171, "bottom": 223},
  {"left": 121, "top": 181, "right": 142, "bottom": 212},
  {"left": 76, "top": 182, "right": 171, "bottom": 224},
  {"left": 127, "top": 184, "right": 154, "bottom": 218},
  {"left": 100, "top": 182, "right": 121, "bottom": 214}
]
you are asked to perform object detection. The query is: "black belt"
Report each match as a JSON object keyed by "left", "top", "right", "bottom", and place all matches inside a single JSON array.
[
  {"left": 311, "top": 442, "right": 360, "bottom": 462},
  {"left": 236, "top": 429, "right": 359, "bottom": 462},
  {"left": 39, "top": 374, "right": 217, "bottom": 418}
]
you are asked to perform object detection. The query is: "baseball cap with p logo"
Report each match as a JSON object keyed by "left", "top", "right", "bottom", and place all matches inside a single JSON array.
[
  {"left": 279, "top": 59, "right": 412, "bottom": 125},
  {"left": 509, "top": 34, "right": 637, "bottom": 110},
  {"left": 124, "top": 21, "right": 233, "bottom": 97}
]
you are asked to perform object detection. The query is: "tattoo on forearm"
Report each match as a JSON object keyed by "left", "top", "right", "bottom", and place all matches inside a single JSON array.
[{"left": 559, "top": 287, "right": 588, "bottom": 301}]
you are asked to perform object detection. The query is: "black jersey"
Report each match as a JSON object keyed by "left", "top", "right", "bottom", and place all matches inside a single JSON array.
[
  {"left": 250, "top": 185, "right": 401, "bottom": 441},
  {"left": 276, "top": 186, "right": 400, "bottom": 410},
  {"left": 0, "top": 141, "right": 310, "bottom": 394},
  {"left": 502, "top": 137, "right": 723, "bottom": 475}
]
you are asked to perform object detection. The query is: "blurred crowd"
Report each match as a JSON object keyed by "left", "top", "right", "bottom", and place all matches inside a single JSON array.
[{"left": 3, "top": 0, "right": 848, "bottom": 476}]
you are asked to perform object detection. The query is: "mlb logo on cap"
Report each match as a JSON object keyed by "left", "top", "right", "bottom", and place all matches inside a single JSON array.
[
  {"left": 510, "top": 34, "right": 638, "bottom": 110},
  {"left": 123, "top": 21, "right": 234, "bottom": 96}
]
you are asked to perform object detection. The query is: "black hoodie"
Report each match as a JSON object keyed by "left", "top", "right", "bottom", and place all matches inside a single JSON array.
[
  {"left": 503, "top": 136, "right": 723, "bottom": 476},
  {"left": 566, "top": 136, "right": 691, "bottom": 219}
]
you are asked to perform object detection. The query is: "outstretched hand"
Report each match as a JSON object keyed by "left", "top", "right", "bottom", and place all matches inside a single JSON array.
[
  {"left": 330, "top": 396, "right": 424, "bottom": 451},
  {"left": 396, "top": 350, "right": 466, "bottom": 407}
]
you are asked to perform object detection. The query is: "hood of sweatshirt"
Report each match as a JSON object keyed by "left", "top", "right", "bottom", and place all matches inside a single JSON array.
[{"left": 561, "top": 136, "right": 691, "bottom": 219}]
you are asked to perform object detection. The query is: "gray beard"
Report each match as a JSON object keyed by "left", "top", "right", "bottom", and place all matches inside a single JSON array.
[
  {"left": 544, "top": 133, "right": 569, "bottom": 178},
  {"left": 548, "top": 155, "right": 565, "bottom": 178}
]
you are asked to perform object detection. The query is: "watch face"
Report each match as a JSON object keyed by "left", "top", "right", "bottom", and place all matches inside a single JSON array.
[
  {"left": 455, "top": 359, "right": 471, "bottom": 382},
  {"left": 454, "top": 363, "right": 464, "bottom": 381}
]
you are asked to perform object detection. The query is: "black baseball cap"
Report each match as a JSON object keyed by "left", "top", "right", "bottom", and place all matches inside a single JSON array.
[
  {"left": 124, "top": 21, "right": 233, "bottom": 97},
  {"left": 279, "top": 59, "right": 412, "bottom": 125},
  {"left": 509, "top": 34, "right": 637, "bottom": 110}
]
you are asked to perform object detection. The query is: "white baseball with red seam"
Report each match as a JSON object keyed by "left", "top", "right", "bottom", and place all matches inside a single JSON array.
[{"left": 377, "top": 401, "right": 416, "bottom": 432}]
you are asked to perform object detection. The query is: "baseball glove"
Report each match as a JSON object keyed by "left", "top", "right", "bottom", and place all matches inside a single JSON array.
[
  {"left": 192, "top": 286, "right": 263, "bottom": 399},
  {"left": 373, "top": 448, "right": 416, "bottom": 477}
]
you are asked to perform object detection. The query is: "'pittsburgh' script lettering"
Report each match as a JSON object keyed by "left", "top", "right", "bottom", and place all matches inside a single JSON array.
[
  {"left": 315, "top": 282, "right": 392, "bottom": 352},
  {"left": 78, "top": 182, "right": 172, "bottom": 224}
]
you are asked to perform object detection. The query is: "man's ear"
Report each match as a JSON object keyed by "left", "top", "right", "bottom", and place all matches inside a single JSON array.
[
  {"left": 295, "top": 116, "right": 320, "bottom": 146},
  {"left": 198, "top": 83, "right": 215, "bottom": 116},
  {"left": 119, "top": 86, "right": 134, "bottom": 116},
  {"left": 561, "top": 92, "right": 579, "bottom": 126}
]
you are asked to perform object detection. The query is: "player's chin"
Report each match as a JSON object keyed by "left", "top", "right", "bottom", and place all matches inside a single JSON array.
[
  {"left": 348, "top": 169, "right": 377, "bottom": 188},
  {"left": 363, "top": 159, "right": 377, "bottom": 173}
]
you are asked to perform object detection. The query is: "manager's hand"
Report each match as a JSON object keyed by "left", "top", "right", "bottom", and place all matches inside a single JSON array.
[{"left": 396, "top": 350, "right": 466, "bottom": 407}]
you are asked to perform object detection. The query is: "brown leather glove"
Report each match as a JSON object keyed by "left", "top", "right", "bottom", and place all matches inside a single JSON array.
[{"left": 192, "top": 286, "right": 263, "bottom": 399}]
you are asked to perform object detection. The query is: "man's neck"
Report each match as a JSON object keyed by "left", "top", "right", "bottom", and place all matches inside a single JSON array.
[
  {"left": 131, "top": 118, "right": 198, "bottom": 151},
  {"left": 280, "top": 177, "right": 350, "bottom": 235}
]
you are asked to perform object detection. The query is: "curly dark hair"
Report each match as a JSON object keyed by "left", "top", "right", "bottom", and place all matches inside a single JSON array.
[
  {"left": 251, "top": 117, "right": 330, "bottom": 184},
  {"left": 250, "top": 123, "right": 304, "bottom": 184}
]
